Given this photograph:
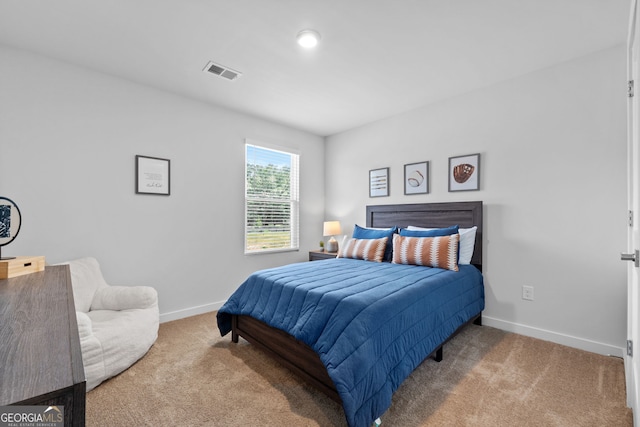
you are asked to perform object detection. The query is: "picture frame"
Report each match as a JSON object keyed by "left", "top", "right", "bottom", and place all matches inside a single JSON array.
[
  {"left": 136, "top": 155, "right": 171, "bottom": 195},
  {"left": 404, "top": 161, "right": 429, "bottom": 195},
  {"left": 449, "top": 153, "right": 480, "bottom": 192},
  {"left": 369, "top": 167, "right": 389, "bottom": 197}
]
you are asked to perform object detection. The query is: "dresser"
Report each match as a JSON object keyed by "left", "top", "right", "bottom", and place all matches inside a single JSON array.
[{"left": 0, "top": 265, "right": 86, "bottom": 426}]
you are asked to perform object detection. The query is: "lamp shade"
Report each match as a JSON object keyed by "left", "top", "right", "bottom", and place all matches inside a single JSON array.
[{"left": 323, "top": 221, "right": 342, "bottom": 236}]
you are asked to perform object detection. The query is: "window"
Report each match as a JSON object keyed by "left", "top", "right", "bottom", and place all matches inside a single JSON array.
[{"left": 245, "top": 142, "right": 299, "bottom": 254}]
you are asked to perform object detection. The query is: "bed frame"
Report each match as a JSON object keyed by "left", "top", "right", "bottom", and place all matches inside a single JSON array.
[{"left": 230, "top": 201, "right": 484, "bottom": 404}]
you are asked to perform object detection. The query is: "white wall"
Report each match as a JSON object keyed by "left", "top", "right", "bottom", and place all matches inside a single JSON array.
[
  {"left": 0, "top": 43, "right": 628, "bottom": 356},
  {"left": 0, "top": 45, "right": 325, "bottom": 321},
  {"left": 325, "top": 46, "right": 628, "bottom": 356}
]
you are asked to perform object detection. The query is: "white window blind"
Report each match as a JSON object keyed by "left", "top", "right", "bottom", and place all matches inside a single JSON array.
[{"left": 245, "top": 142, "right": 299, "bottom": 254}]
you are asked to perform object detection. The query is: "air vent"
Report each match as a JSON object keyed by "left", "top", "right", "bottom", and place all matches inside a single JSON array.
[{"left": 203, "top": 61, "right": 242, "bottom": 81}]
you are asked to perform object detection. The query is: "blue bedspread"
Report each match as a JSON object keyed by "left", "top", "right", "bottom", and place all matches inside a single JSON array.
[{"left": 217, "top": 258, "right": 484, "bottom": 427}]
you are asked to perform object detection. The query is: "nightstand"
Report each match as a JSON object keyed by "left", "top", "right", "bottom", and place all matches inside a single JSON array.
[{"left": 308, "top": 250, "right": 338, "bottom": 261}]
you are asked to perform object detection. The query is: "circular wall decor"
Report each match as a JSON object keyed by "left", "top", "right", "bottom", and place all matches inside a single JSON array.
[{"left": 0, "top": 197, "right": 22, "bottom": 260}]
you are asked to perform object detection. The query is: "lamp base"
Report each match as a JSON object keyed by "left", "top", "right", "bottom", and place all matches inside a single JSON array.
[{"left": 326, "top": 237, "right": 338, "bottom": 253}]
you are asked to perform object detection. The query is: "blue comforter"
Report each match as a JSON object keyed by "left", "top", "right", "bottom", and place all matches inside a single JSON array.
[{"left": 217, "top": 258, "right": 484, "bottom": 427}]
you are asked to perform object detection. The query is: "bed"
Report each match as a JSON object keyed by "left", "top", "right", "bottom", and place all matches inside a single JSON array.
[{"left": 217, "top": 201, "right": 484, "bottom": 427}]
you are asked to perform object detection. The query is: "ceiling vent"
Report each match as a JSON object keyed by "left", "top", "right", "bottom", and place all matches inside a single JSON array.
[{"left": 203, "top": 61, "right": 242, "bottom": 81}]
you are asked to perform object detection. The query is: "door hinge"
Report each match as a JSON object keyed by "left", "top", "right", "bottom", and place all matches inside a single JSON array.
[
  {"left": 628, "top": 340, "right": 634, "bottom": 357},
  {"left": 630, "top": 80, "right": 635, "bottom": 98},
  {"left": 630, "top": 210, "right": 634, "bottom": 227}
]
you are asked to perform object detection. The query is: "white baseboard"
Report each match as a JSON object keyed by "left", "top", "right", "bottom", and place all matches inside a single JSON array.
[
  {"left": 482, "top": 316, "right": 625, "bottom": 358},
  {"left": 158, "top": 307, "right": 625, "bottom": 357},
  {"left": 159, "top": 301, "right": 225, "bottom": 323}
]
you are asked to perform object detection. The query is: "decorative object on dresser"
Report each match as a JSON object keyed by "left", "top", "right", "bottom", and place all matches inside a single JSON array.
[
  {"left": 449, "top": 153, "right": 481, "bottom": 192},
  {"left": 0, "top": 265, "right": 86, "bottom": 426},
  {"left": 0, "top": 256, "right": 45, "bottom": 279},
  {"left": 323, "top": 221, "right": 342, "bottom": 253},
  {"left": 0, "top": 197, "right": 45, "bottom": 280},
  {"left": 58, "top": 257, "right": 160, "bottom": 391},
  {"left": 0, "top": 196, "right": 21, "bottom": 260}
]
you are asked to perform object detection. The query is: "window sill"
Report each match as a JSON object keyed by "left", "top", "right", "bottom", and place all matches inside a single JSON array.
[{"left": 244, "top": 248, "right": 300, "bottom": 256}]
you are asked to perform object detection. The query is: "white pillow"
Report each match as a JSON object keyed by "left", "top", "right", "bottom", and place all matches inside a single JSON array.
[{"left": 406, "top": 225, "right": 477, "bottom": 265}]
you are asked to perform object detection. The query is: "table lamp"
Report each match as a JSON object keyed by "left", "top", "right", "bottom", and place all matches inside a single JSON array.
[{"left": 323, "top": 221, "right": 342, "bottom": 253}]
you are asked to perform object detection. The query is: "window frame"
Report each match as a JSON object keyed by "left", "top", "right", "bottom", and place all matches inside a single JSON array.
[{"left": 244, "top": 140, "right": 300, "bottom": 255}]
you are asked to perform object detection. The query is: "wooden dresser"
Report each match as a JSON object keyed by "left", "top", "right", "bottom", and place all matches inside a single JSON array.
[{"left": 0, "top": 265, "right": 86, "bottom": 426}]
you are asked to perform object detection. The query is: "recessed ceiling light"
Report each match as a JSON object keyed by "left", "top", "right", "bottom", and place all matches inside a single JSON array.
[{"left": 296, "top": 29, "right": 321, "bottom": 48}]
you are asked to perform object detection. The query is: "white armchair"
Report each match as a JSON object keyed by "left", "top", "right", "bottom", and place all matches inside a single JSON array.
[{"left": 61, "top": 257, "right": 159, "bottom": 391}]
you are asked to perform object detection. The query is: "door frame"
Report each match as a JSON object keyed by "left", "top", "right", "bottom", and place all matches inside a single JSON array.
[{"left": 627, "top": 0, "right": 640, "bottom": 422}]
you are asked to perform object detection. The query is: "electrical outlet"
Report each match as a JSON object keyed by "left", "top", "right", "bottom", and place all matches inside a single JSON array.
[{"left": 522, "top": 285, "right": 534, "bottom": 301}]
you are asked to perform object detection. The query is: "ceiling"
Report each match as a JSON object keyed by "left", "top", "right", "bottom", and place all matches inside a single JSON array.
[{"left": 0, "top": 0, "right": 630, "bottom": 136}]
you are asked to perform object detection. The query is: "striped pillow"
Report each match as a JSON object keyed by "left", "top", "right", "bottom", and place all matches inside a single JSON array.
[
  {"left": 338, "top": 237, "right": 388, "bottom": 262},
  {"left": 392, "top": 233, "right": 460, "bottom": 271}
]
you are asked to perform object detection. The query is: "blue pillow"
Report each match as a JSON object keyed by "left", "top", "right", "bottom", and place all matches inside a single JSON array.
[
  {"left": 352, "top": 224, "right": 397, "bottom": 261},
  {"left": 399, "top": 225, "right": 459, "bottom": 237}
]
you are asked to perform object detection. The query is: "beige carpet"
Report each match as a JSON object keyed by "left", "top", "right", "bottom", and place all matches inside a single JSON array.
[{"left": 86, "top": 312, "right": 632, "bottom": 426}]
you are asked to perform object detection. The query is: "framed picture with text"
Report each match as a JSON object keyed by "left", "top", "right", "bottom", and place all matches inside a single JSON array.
[{"left": 136, "top": 155, "right": 171, "bottom": 195}]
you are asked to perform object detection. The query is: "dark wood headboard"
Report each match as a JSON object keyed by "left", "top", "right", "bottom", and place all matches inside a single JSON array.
[{"left": 366, "top": 201, "right": 483, "bottom": 271}]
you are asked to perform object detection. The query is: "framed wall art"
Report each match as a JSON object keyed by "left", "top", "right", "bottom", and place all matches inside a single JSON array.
[
  {"left": 404, "top": 161, "right": 429, "bottom": 195},
  {"left": 136, "top": 155, "right": 171, "bottom": 195},
  {"left": 369, "top": 167, "right": 389, "bottom": 197},
  {"left": 449, "top": 153, "right": 480, "bottom": 192}
]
